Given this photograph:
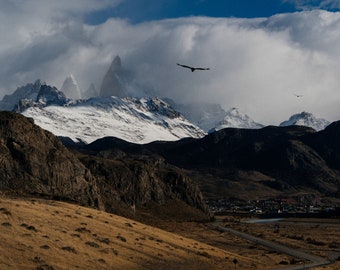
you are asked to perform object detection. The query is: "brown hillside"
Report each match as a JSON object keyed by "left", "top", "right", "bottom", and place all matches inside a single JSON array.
[{"left": 0, "top": 196, "right": 250, "bottom": 270}]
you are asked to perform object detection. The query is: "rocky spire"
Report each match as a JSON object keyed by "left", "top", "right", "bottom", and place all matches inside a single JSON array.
[
  {"left": 99, "top": 55, "right": 126, "bottom": 98},
  {"left": 83, "top": 83, "right": 97, "bottom": 99},
  {"left": 60, "top": 74, "right": 82, "bottom": 100}
]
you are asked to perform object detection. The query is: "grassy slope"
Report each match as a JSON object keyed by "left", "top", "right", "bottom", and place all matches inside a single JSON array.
[{"left": 0, "top": 196, "right": 251, "bottom": 270}]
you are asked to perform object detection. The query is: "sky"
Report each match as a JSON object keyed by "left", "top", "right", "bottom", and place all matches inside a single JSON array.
[{"left": 1, "top": 0, "right": 340, "bottom": 125}]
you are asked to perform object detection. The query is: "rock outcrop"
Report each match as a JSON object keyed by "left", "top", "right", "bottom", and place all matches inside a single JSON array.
[
  {"left": 0, "top": 111, "right": 102, "bottom": 209},
  {"left": 77, "top": 153, "right": 212, "bottom": 220}
]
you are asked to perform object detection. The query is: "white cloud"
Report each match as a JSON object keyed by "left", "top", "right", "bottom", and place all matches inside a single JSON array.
[
  {"left": 0, "top": 2, "right": 340, "bottom": 124},
  {"left": 283, "top": 0, "right": 340, "bottom": 10}
]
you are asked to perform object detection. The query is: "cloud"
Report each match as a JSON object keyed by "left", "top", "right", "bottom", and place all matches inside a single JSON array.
[
  {"left": 283, "top": 0, "right": 340, "bottom": 10},
  {"left": 0, "top": 2, "right": 340, "bottom": 125}
]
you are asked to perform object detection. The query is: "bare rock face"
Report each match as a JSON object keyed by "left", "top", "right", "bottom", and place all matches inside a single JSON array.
[
  {"left": 77, "top": 153, "right": 212, "bottom": 220},
  {"left": 0, "top": 111, "right": 102, "bottom": 209}
]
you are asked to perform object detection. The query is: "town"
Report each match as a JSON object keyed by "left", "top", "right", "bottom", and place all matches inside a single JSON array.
[{"left": 207, "top": 197, "right": 340, "bottom": 218}]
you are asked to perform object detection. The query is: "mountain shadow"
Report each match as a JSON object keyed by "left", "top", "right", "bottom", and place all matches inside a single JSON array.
[{"left": 79, "top": 124, "right": 340, "bottom": 200}]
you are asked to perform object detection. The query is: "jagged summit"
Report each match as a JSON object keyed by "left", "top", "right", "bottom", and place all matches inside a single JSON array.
[
  {"left": 210, "top": 107, "right": 264, "bottom": 132},
  {"left": 0, "top": 79, "right": 47, "bottom": 111},
  {"left": 99, "top": 55, "right": 126, "bottom": 98},
  {"left": 60, "top": 74, "right": 81, "bottom": 100},
  {"left": 280, "top": 111, "right": 330, "bottom": 131},
  {"left": 36, "top": 85, "right": 68, "bottom": 107}
]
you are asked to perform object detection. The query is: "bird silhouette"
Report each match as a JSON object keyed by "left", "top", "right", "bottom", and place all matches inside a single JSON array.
[
  {"left": 176, "top": 63, "right": 210, "bottom": 72},
  {"left": 293, "top": 94, "right": 303, "bottom": 98}
]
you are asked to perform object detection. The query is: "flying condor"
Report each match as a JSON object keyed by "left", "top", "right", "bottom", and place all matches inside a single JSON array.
[{"left": 176, "top": 63, "right": 210, "bottom": 72}]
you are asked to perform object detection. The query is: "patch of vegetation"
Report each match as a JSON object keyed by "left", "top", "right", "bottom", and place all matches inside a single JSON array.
[
  {"left": 0, "top": 207, "right": 12, "bottom": 216},
  {"left": 97, "top": 237, "right": 110, "bottom": 244},
  {"left": 36, "top": 265, "right": 55, "bottom": 270},
  {"left": 287, "top": 234, "right": 304, "bottom": 240},
  {"left": 85, "top": 241, "right": 100, "bottom": 248},
  {"left": 75, "top": 227, "right": 91, "bottom": 233},
  {"left": 116, "top": 235, "right": 127, "bottom": 242},
  {"left": 196, "top": 251, "right": 212, "bottom": 258},
  {"left": 329, "top": 242, "right": 338, "bottom": 248},
  {"left": 1, "top": 222, "right": 11, "bottom": 227},
  {"left": 40, "top": 245, "right": 50, "bottom": 250},
  {"left": 21, "top": 223, "right": 37, "bottom": 232},
  {"left": 61, "top": 246, "right": 77, "bottom": 253},
  {"left": 306, "top": 237, "right": 325, "bottom": 246},
  {"left": 100, "top": 248, "right": 118, "bottom": 255}
]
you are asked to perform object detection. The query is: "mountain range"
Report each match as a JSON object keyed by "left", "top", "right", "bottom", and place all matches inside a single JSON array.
[
  {"left": 0, "top": 55, "right": 332, "bottom": 144},
  {"left": 0, "top": 55, "right": 338, "bottom": 218}
]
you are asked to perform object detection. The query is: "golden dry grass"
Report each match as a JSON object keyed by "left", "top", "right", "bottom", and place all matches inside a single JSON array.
[
  {"left": 0, "top": 196, "right": 255, "bottom": 270},
  {"left": 2, "top": 196, "right": 338, "bottom": 269}
]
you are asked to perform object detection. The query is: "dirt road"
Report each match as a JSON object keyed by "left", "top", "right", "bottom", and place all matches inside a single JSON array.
[{"left": 212, "top": 222, "right": 333, "bottom": 270}]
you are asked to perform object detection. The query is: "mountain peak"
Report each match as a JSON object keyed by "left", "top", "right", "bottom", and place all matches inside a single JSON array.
[
  {"left": 110, "top": 55, "right": 122, "bottom": 71},
  {"left": 33, "top": 79, "right": 47, "bottom": 86},
  {"left": 210, "top": 107, "right": 264, "bottom": 132},
  {"left": 36, "top": 85, "right": 68, "bottom": 106},
  {"left": 99, "top": 55, "right": 126, "bottom": 98},
  {"left": 60, "top": 74, "right": 81, "bottom": 100},
  {"left": 0, "top": 79, "right": 47, "bottom": 111},
  {"left": 83, "top": 83, "right": 97, "bottom": 99},
  {"left": 280, "top": 111, "right": 330, "bottom": 131}
]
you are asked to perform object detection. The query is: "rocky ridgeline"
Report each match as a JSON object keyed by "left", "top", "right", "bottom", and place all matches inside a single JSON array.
[{"left": 0, "top": 111, "right": 211, "bottom": 220}]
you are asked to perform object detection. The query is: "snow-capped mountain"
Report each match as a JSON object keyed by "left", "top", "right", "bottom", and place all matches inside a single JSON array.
[
  {"left": 168, "top": 101, "right": 263, "bottom": 132},
  {"left": 22, "top": 96, "right": 206, "bottom": 144},
  {"left": 279, "top": 111, "right": 330, "bottom": 131},
  {"left": 13, "top": 84, "right": 69, "bottom": 112},
  {"left": 60, "top": 74, "right": 81, "bottom": 100},
  {"left": 210, "top": 107, "right": 264, "bottom": 132},
  {"left": 167, "top": 101, "right": 230, "bottom": 132},
  {"left": 0, "top": 79, "right": 46, "bottom": 111}
]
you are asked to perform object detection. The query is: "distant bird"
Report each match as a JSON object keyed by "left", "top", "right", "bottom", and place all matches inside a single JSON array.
[
  {"left": 293, "top": 94, "right": 304, "bottom": 98},
  {"left": 176, "top": 63, "right": 210, "bottom": 72}
]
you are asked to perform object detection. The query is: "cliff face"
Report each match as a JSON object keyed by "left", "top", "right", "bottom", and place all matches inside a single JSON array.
[
  {"left": 77, "top": 154, "right": 212, "bottom": 219},
  {"left": 0, "top": 112, "right": 102, "bottom": 209}
]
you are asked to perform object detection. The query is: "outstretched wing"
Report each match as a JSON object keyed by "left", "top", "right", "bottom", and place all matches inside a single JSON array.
[
  {"left": 177, "top": 63, "right": 210, "bottom": 72},
  {"left": 177, "top": 63, "right": 192, "bottom": 69},
  {"left": 194, "top": 67, "right": 210, "bottom": 71}
]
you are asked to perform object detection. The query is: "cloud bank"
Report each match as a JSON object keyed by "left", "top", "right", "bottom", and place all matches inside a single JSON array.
[{"left": 1, "top": 1, "right": 340, "bottom": 124}]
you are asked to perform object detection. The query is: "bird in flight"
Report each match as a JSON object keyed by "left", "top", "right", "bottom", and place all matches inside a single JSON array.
[
  {"left": 293, "top": 94, "right": 303, "bottom": 98},
  {"left": 176, "top": 63, "right": 210, "bottom": 72}
]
